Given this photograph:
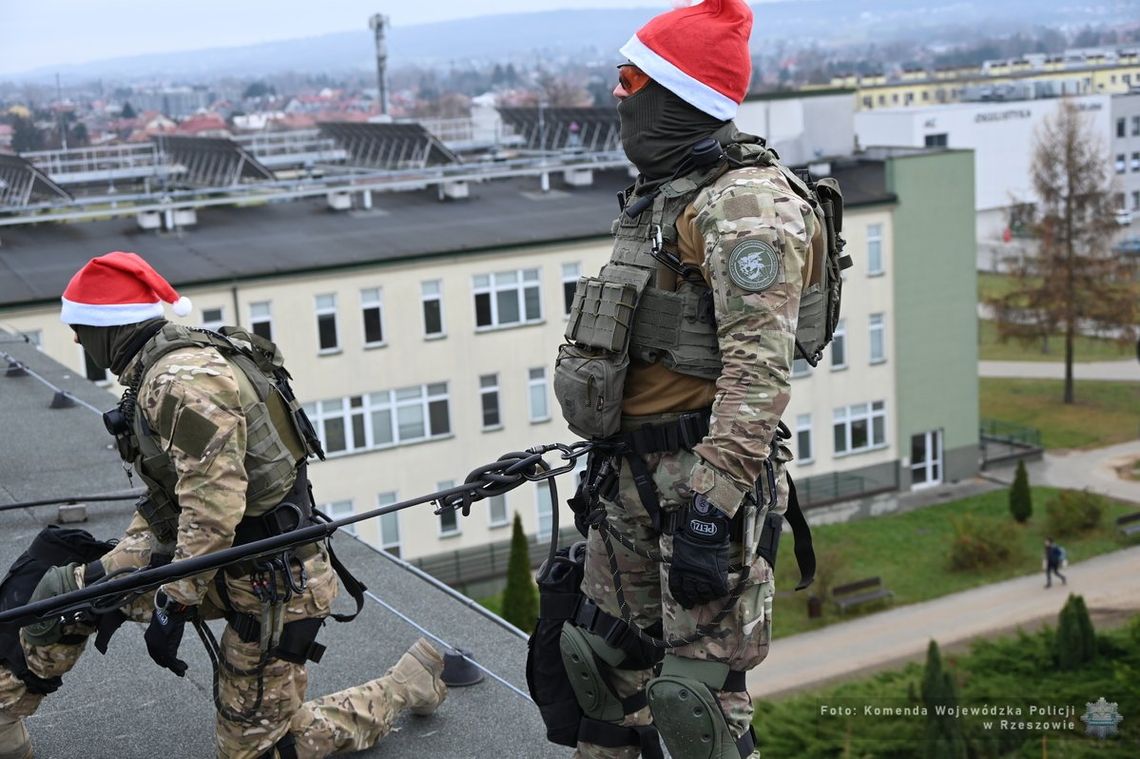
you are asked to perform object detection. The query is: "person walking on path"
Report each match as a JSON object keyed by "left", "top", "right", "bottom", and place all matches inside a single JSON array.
[{"left": 1044, "top": 537, "right": 1067, "bottom": 588}]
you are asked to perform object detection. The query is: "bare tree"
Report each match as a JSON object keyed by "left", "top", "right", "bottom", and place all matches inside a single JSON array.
[{"left": 988, "top": 99, "right": 1136, "bottom": 403}]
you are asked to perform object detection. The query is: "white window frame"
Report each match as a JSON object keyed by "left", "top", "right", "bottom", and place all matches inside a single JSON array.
[
  {"left": 833, "top": 401, "right": 888, "bottom": 456},
  {"left": 791, "top": 356, "right": 812, "bottom": 378},
  {"left": 796, "top": 413, "right": 813, "bottom": 465},
  {"left": 830, "top": 319, "right": 847, "bottom": 371},
  {"left": 1116, "top": 154, "right": 1127, "bottom": 175},
  {"left": 528, "top": 367, "right": 551, "bottom": 423},
  {"left": 869, "top": 313, "right": 886, "bottom": 365},
  {"left": 536, "top": 481, "right": 553, "bottom": 542},
  {"left": 315, "top": 293, "right": 340, "bottom": 354},
  {"left": 473, "top": 268, "right": 543, "bottom": 331},
  {"left": 324, "top": 499, "right": 356, "bottom": 536},
  {"left": 200, "top": 306, "right": 225, "bottom": 332},
  {"left": 480, "top": 373, "right": 502, "bottom": 430},
  {"left": 21, "top": 329, "right": 42, "bottom": 349},
  {"left": 377, "top": 492, "right": 400, "bottom": 554},
  {"left": 360, "top": 287, "right": 386, "bottom": 348},
  {"left": 421, "top": 280, "right": 446, "bottom": 339},
  {"left": 866, "top": 223, "right": 884, "bottom": 275},
  {"left": 488, "top": 494, "right": 509, "bottom": 529},
  {"left": 249, "top": 301, "right": 273, "bottom": 341},
  {"left": 302, "top": 383, "right": 451, "bottom": 457},
  {"left": 561, "top": 262, "right": 581, "bottom": 317},
  {"left": 438, "top": 480, "right": 460, "bottom": 537}
]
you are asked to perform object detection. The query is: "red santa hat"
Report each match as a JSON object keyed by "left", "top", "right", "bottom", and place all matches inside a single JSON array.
[
  {"left": 60, "top": 251, "right": 192, "bottom": 326},
  {"left": 620, "top": 0, "right": 753, "bottom": 120}
]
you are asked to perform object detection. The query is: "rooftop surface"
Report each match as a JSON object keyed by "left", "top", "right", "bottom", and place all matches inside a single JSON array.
[
  {"left": 0, "top": 159, "right": 896, "bottom": 310},
  {"left": 0, "top": 340, "right": 561, "bottom": 758}
]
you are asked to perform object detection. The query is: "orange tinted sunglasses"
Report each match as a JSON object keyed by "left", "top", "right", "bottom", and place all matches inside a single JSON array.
[{"left": 617, "top": 64, "right": 651, "bottom": 96}]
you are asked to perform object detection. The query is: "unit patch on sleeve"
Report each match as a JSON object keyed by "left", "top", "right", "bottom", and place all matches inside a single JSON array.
[{"left": 727, "top": 238, "right": 781, "bottom": 292}]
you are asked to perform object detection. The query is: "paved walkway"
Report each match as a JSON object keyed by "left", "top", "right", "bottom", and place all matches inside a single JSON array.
[
  {"left": 980, "top": 359, "right": 1140, "bottom": 381},
  {"left": 749, "top": 545, "right": 1140, "bottom": 699},
  {"left": 984, "top": 439, "right": 1140, "bottom": 504}
]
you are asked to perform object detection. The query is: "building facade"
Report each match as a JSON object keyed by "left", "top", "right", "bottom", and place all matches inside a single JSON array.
[{"left": 0, "top": 150, "right": 978, "bottom": 578}]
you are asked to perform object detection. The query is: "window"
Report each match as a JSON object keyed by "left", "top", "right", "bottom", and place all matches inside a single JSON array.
[
  {"left": 1131, "top": 152, "right": 1140, "bottom": 173},
  {"left": 1133, "top": 116, "right": 1140, "bottom": 136},
  {"left": 361, "top": 288, "right": 384, "bottom": 346},
  {"left": 1117, "top": 154, "right": 1127, "bottom": 175},
  {"left": 791, "top": 356, "right": 811, "bottom": 377},
  {"left": 438, "top": 480, "right": 459, "bottom": 536},
  {"left": 378, "top": 492, "right": 400, "bottom": 555},
  {"left": 480, "top": 373, "right": 501, "bottom": 429},
  {"left": 795, "top": 413, "right": 813, "bottom": 463},
  {"left": 923, "top": 133, "right": 948, "bottom": 148},
  {"left": 324, "top": 500, "right": 356, "bottom": 536},
  {"left": 866, "top": 223, "right": 884, "bottom": 275},
  {"left": 528, "top": 367, "right": 550, "bottom": 422},
  {"left": 1119, "top": 118, "right": 1128, "bottom": 138},
  {"left": 561, "top": 262, "right": 581, "bottom": 316},
  {"left": 315, "top": 294, "right": 339, "bottom": 352},
  {"left": 833, "top": 401, "right": 888, "bottom": 455},
  {"left": 536, "top": 482, "right": 553, "bottom": 541},
  {"left": 421, "top": 280, "right": 445, "bottom": 338},
  {"left": 1132, "top": 190, "right": 1140, "bottom": 211},
  {"left": 303, "top": 383, "right": 451, "bottom": 456},
  {"left": 201, "top": 307, "right": 224, "bottom": 331},
  {"left": 473, "top": 269, "right": 542, "bottom": 329},
  {"left": 488, "top": 494, "right": 509, "bottom": 528},
  {"left": 249, "top": 301, "right": 273, "bottom": 341},
  {"left": 869, "top": 313, "right": 886, "bottom": 364},
  {"left": 830, "top": 319, "right": 847, "bottom": 370},
  {"left": 82, "top": 349, "right": 107, "bottom": 384}
]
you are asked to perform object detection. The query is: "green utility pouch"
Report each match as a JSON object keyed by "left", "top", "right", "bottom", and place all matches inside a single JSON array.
[
  {"left": 553, "top": 343, "right": 629, "bottom": 440},
  {"left": 565, "top": 278, "right": 639, "bottom": 352}
]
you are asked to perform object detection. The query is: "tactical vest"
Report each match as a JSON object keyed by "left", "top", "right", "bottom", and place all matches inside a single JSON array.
[
  {"left": 555, "top": 142, "right": 849, "bottom": 440},
  {"left": 110, "top": 323, "right": 318, "bottom": 545}
]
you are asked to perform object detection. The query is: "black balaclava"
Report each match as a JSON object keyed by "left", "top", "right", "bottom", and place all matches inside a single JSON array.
[
  {"left": 73, "top": 319, "right": 166, "bottom": 376},
  {"left": 618, "top": 80, "right": 728, "bottom": 181}
]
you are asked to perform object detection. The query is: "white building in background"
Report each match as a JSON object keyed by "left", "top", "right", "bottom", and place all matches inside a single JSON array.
[{"left": 736, "top": 89, "right": 857, "bottom": 166}]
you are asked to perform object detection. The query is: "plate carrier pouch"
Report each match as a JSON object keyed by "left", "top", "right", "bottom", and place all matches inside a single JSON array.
[
  {"left": 110, "top": 322, "right": 323, "bottom": 546},
  {"left": 555, "top": 140, "right": 850, "bottom": 439},
  {"left": 0, "top": 526, "right": 116, "bottom": 694}
]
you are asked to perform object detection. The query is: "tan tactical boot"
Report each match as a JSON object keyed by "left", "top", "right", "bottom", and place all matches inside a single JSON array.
[
  {"left": 386, "top": 638, "right": 447, "bottom": 716},
  {"left": 0, "top": 713, "right": 32, "bottom": 759}
]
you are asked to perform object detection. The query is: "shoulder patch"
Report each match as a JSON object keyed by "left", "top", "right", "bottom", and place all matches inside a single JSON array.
[{"left": 727, "top": 238, "right": 781, "bottom": 292}]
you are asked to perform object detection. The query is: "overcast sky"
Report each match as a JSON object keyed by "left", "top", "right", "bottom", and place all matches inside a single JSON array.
[{"left": 1, "top": 1, "right": 765, "bottom": 75}]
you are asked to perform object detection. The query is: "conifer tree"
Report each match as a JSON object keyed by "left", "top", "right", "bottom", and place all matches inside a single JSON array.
[
  {"left": 1009, "top": 460, "right": 1032, "bottom": 523},
  {"left": 1055, "top": 594, "right": 1097, "bottom": 670},
  {"left": 500, "top": 513, "right": 539, "bottom": 633},
  {"left": 921, "top": 641, "right": 968, "bottom": 759}
]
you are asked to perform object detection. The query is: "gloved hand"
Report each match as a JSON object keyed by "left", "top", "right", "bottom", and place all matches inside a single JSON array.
[
  {"left": 144, "top": 589, "right": 195, "bottom": 677},
  {"left": 668, "top": 493, "right": 732, "bottom": 609}
]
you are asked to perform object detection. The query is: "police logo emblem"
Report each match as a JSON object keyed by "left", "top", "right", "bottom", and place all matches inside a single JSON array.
[{"left": 728, "top": 239, "right": 781, "bottom": 292}]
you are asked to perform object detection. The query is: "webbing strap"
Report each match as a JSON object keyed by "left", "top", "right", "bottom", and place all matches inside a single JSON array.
[
  {"left": 578, "top": 718, "right": 664, "bottom": 759},
  {"left": 785, "top": 476, "right": 816, "bottom": 591},
  {"left": 622, "top": 451, "right": 663, "bottom": 531},
  {"left": 327, "top": 539, "right": 366, "bottom": 623},
  {"left": 737, "top": 725, "right": 758, "bottom": 758}
]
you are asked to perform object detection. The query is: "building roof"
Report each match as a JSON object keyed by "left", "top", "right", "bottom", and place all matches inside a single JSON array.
[
  {"left": 0, "top": 161, "right": 896, "bottom": 311},
  {"left": 0, "top": 339, "right": 561, "bottom": 758}
]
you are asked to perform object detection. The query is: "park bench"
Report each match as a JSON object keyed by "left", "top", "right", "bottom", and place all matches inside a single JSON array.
[
  {"left": 1116, "top": 512, "right": 1140, "bottom": 538},
  {"left": 832, "top": 576, "right": 894, "bottom": 614}
]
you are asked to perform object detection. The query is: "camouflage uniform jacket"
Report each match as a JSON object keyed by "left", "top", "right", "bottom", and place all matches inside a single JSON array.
[
  {"left": 682, "top": 163, "right": 818, "bottom": 517},
  {"left": 123, "top": 344, "right": 279, "bottom": 606}
]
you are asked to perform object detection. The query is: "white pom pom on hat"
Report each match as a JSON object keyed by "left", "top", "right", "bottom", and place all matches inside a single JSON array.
[
  {"left": 59, "top": 251, "right": 194, "bottom": 326},
  {"left": 172, "top": 296, "right": 193, "bottom": 317}
]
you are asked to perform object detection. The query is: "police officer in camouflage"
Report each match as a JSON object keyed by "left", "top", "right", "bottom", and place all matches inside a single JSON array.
[
  {"left": 550, "top": 2, "right": 824, "bottom": 758},
  {"left": 0, "top": 252, "right": 447, "bottom": 759}
]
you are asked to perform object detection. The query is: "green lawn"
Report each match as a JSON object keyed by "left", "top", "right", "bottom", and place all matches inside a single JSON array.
[
  {"left": 978, "top": 320, "right": 1134, "bottom": 362},
  {"left": 755, "top": 613, "right": 1140, "bottom": 757},
  {"left": 770, "top": 486, "right": 1139, "bottom": 639},
  {"left": 980, "top": 378, "right": 1140, "bottom": 449}
]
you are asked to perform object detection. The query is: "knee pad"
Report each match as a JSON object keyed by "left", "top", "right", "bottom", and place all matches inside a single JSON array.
[
  {"left": 559, "top": 625, "right": 627, "bottom": 723},
  {"left": 22, "top": 564, "right": 81, "bottom": 647},
  {"left": 646, "top": 656, "right": 753, "bottom": 759}
]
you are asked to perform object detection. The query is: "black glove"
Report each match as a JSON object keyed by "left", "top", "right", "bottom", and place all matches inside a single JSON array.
[
  {"left": 668, "top": 493, "right": 732, "bottom": 609},
  {"left": 144, "top": 589, "right": 195, "bottom": 677}
]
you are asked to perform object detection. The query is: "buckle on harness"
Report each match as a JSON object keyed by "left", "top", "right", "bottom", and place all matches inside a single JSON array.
[{"left": 573, "top": 598, "right": 630, "bottom": 652}]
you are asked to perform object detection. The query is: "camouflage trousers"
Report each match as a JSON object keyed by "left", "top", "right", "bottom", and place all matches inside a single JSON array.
[
  {"left": 0, "top": 515, "right": 405, "bottom": 758},
  {"left": 575, "top": 436, "right": 778, "bottom": 759}
]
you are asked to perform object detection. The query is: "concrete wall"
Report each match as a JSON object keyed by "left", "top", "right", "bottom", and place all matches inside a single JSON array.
[
  {"left": 887, "top": 149, "right": 980, "bottom": 487},
  {"left": 737, "top": 92, "right": 856, "bottom": 164}
]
